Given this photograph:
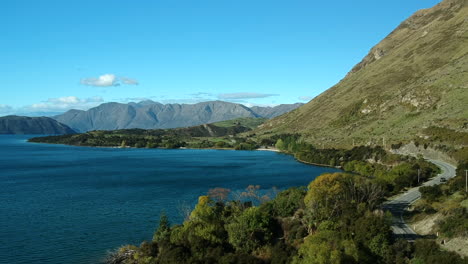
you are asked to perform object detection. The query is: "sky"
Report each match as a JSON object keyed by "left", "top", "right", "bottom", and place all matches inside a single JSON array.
[{"left": 0, "top": 0, "right": 442, "bottom": 116}]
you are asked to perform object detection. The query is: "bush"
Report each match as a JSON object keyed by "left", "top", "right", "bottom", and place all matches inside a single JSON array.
[
  {"left": 438, "top": 208, "right": 468, "bottom": 238},
  {"left": 281, "top": 218, "right": 308, "bottom": 244},
  {"left": 153, "top": 212, "right": 171, "bottom": 243},
  {"left": 219, "top": 253, "right": 265, "bottom": 264},
  {"left": 270, "top": 242, "right": 297, "bottom": 264},
  {"left": 158, "top": 246, "right": 191, "bottom": 264},
  {"left": 291, "top": 231, "right": 359, "bottom": 264},
  {"left": 226, "top": 207, "right": 273, "bottom": 253},
  {"left": 389, "top": 239, "right": 413, "bottom": 264},
  {"left": 234, "top": 143, "right": 256, "bottom": 150},
  {"left": 414, "top": 201, "right": 437, "bottom": 214},
  {"left": 420, "top": 185, "right": 442, "bottom": 202},
  {"left": 139, "top": 241, "right": 158, "bottom": 257},
  {"left": 270, "top": 187, "right": 306, "bottom": 217},
  {"left": 215, "top": 141, "right": 228, "bottom": 148},
  {"left": 413, "top": 239, "right": 467, "bottom": 264},
  {"left": 449, "top": 161, "right": 468, "bottom": 194}
]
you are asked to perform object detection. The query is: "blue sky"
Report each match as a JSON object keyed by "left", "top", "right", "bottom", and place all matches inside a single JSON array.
[{"left": 0, "top": 0, "right": 441, "bottom": 115}]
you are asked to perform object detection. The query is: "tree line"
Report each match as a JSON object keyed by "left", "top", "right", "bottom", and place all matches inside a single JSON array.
[
  {"left": 269, "top": 134, "right": 440, "bottom": 195},
  {"left": 107, "top": 173, "right": 467, "bottom": 264}
]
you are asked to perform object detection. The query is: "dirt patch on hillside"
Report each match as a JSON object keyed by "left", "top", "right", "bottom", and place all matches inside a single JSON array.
[
  {"left": 409, "top": 212, "right": 468, "bottom": 257},
  {"left": 441, "top": 237, "right": 468, "bottom": 257},
  {"left": 391, "top": 142, "right": 457, "bottom": 165},
  {"left": 410, "top": 213, "right": 442, "bottom": 235}
]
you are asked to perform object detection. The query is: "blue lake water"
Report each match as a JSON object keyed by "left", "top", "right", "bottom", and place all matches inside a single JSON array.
[{"left": 0, "top": 135, "right": 339, "bottom": 264}]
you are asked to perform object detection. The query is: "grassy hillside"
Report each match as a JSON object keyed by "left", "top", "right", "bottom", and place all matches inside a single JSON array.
[
  {"left": 256, "top": 0, "right": 468, "bottom": 151},
  {"left": 29, "top": 121, "right": 260, "bottom": 150},
  {"left": 213, "top": 117, "right": 267, "bottom": 129}
]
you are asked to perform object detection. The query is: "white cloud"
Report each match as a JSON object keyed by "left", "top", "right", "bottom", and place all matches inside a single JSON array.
[
  {"left": 120, "top": 77, "right": 139, "bottom": 85},
  {"left": 80, "top": 74, "right": 139, "bottom": 87},
  {"left": 242, "top": 102, "right": 279, "bottom": 108},
  {"left": 118, "top": 97, "right": 156, "bottom": 103},
  {"left": 298, "top": 96, "right": 313, "bottom": 101},
  {"left": 218, "top": 92, "right": 279, "bottom": 100},
  {"left": 0, "top": 104, "right": 13, "bottom": 115},
  {"left": 27, "top": 96, "right": 104, "bottom": 112},
  {"left": 190, "top": 92, "right": 214, "bottom": 98},
  {"left": 159, "top": 98, "right": 214, "bottom": 104},
  {"left": 81, "top": 74, "right": 118, "bottom": 87},
  {"left": 0, "top": 96, "right": 104, "bottom": 116}
]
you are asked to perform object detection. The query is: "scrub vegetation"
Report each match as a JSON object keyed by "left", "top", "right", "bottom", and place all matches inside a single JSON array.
[{"left": 107, "top": 172, "right": 467, "bottom": 264}]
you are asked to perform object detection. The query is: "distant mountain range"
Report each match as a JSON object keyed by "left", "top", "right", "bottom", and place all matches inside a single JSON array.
[
  {"left": 0, "top": 116, "right": 75, "bottom": 135},
  {"left": 52, "top": 101, "right": 303, "bottom": 132}
]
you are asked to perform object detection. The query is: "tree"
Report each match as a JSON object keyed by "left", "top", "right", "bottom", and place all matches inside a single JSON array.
[
  {"left": 275, "top": 139, "right": 285, "bottom": 150},
  {"left": 226, "top": 207, "right": 273, "bottom": 253},
  {"left": 419, "top": 185, "right": 442, "bottom": 202},
  {"left": 292, "top": 231, "right": 358, "bottom": 264},
  {"left": 153, "top": 212, "right": 171, "bottom": 243},
  {"left": 390, "top": 163, "right": 418, "bottom": 190},
  {"left": 215, "top": 141, "right": 227, "bottom": 149},
  {"left": 270, "top": 187, "right": 306, "bottom": 217},
  {"left": 182, "top": 196, "right": 227, "bottom": 245},
  {"left": 304, "top": 173, "right": 348, "bottom": 221},
  {"left": 413, "top": 239, "right": 467, "bottom": 264},
  {"left": 304, "top": 173, "right": 385, "bottom": 225},
  {"left": 354, "top": 215, "right": 392, "bottom": 259}
]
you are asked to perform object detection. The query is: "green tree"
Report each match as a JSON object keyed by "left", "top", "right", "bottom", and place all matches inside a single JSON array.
[
  {"left": 275, "top": 139, "right": 285, "bottom": 150},
  {"left": 292, "top": 231, "right": 358, "bottom": 264},
  {"left": 215, "top": 141, "right": 227, "bottom": 148},
  {"left": 186, "top": 196, "right": 226, "bottom": 245},
  {"left": 419, "top": 185, "right": 442, "bottom": 202},
  {"left": 226, "top": 206, "right": 273, "bottom": 253},
  {"left": 304, "top": 173, "right": 347, "bottom": 221},
  {"left": 270, "top": 187, "right": 306, "bottom": 217},
  {"left": 153, "top": 212, "right": 171, "bottom": 243}
]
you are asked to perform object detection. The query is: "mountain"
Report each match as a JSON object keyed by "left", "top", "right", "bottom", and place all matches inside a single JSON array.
[
  {"left": 0, "top": 116, "right": 76, "bottom": 134},
  {"left": 257, "top": 0, "right": 468, "bottom": 149},
  {"left": 53, "top": 101, "right": 303, "bottom": 132},
  {"left": 250, "top": 103, "right": 305, "bottom": 119}
]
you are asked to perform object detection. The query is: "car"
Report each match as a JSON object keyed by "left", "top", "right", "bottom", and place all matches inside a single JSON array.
[{"left": 440, "top": 177, "right": 447, "bottom": 183}]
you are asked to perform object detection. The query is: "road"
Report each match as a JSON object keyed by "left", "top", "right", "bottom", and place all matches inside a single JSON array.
[{"left": 382, "top": 159, "right": 457, "bottom": 240}]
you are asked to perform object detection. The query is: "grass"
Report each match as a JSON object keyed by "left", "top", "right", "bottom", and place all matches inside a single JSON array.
[
  {"left": 254, "top": 1, "right": 468, "bottom": 152},
  {"left": 213, "top": 117, "right": 267, "bottom": 129}
]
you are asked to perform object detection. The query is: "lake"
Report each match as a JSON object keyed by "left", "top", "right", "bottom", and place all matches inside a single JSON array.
[{"left": 0, "top": 135, "right": 339, "bottom": 264}]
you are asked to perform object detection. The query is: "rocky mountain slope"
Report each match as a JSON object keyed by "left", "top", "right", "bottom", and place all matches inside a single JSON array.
[
  {"left": 250, "top": 103, "right": 305, "bottom": 119},
  {"left": 53, "top": 101, "right": 302, "bottom": 132},
  {"left": 257, "top": 0, "right": 468, "bottom": 149},
  {"left": 0, "top": 116, "right": 75, "bottom": 134}
]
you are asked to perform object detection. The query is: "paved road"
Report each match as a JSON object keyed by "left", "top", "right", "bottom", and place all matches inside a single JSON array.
[{"left": 382, "top": 159, "right": 457, "bottom": 240}]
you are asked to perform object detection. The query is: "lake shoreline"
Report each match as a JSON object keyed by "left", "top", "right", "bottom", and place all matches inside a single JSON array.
[
  {"left": 294, "top": 156, "right": 342, "bottom": 169},
  {"left": 28, "top": 139, "right": 341, "bottom": 169}
]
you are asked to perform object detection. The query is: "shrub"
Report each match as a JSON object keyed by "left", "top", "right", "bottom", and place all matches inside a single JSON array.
[
  {"left": 413, "top": 239, "right": 467, "bottom": 264},
  {"left": 270, "top": 187, "right": 306, "bottom": 217},
  {"left": 420, "top": 185, "right": 442, "bottom": 202},
  {"left": 438, "top": 208, "right": 468, "bottom": 238},
  {"left": 226, "top": 207, "right": 273, "bottom": 253},
  {"left": 153, "top": 212, "right": 171, "bottom": 243},
  {"left": 291, "top": 231, "right": 358, "bottom": 264}
]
